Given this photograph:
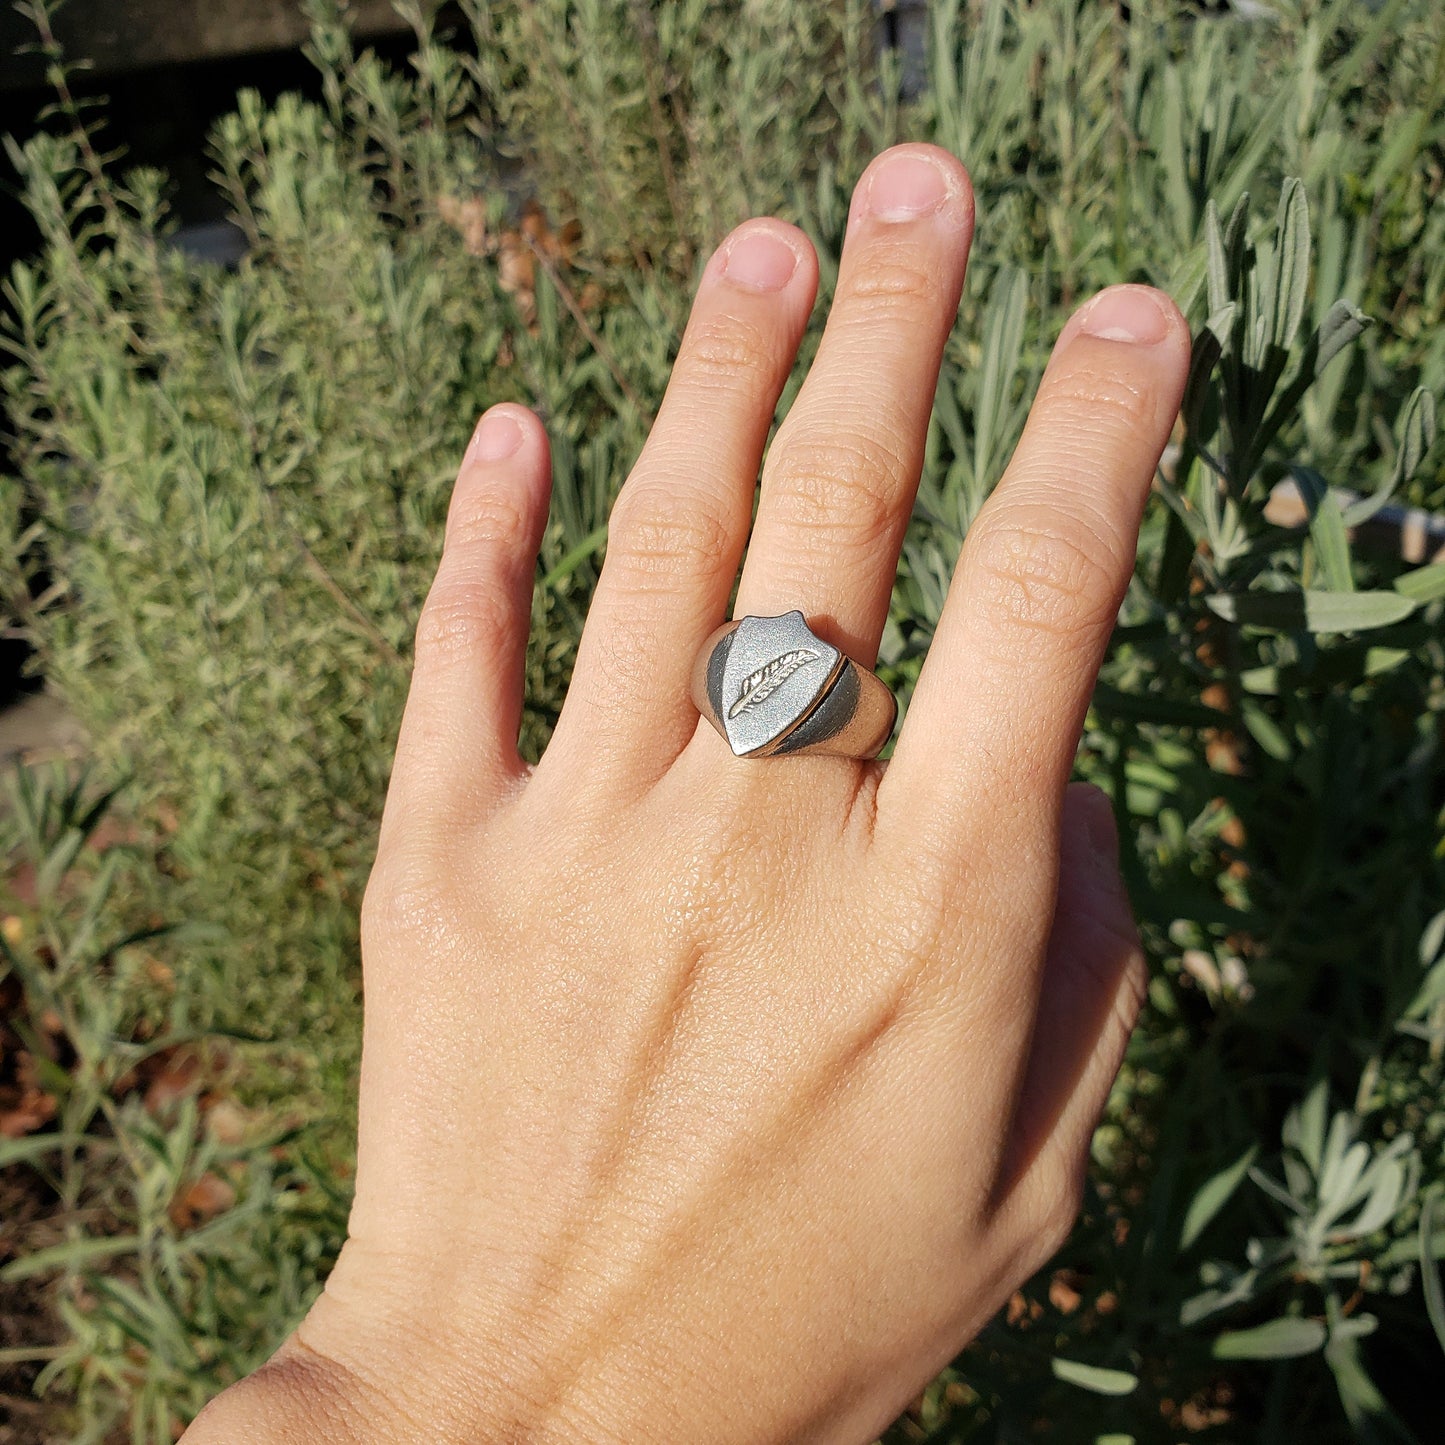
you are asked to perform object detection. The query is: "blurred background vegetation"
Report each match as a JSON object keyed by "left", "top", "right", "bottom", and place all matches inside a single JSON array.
[{"left": 0, "top": 0, "right": 1442, "bottom": 1440}]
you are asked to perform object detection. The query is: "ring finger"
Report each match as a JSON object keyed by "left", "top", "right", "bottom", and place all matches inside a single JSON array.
[
  {"left": 732, "top": 144, "right": 974, "bottom": 669},
  {"left": 545, "top": 219, "right": 818, "bottom": 792}
]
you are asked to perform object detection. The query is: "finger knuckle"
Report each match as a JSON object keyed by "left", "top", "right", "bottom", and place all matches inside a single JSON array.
[
  {"left": 358, "top": 862, "right": 395, "bottom": 941},
  {"left": 1040, "top": 367, "right": 1156, "bottom": 433},
  {"left": 413, "top": 573, "right": 514, "bottom": 665},
  {"left": 965, "top": 508, "right": 1124, "bottom": 643},
  {"left": 766, "top": 430, "right": 903, "bottom": 552},
  {"left": 606, "top": 486, "right": 734, "bottom": 589},
  {"left": 448, "top": 488, "right": 532, "bottom": 552},
  {"left": 837, "top": 247, "right": 938, "bottom": 317},
  {"left": 360, "top": 857, "right": 450, "bottom": 948},
  {"left": 681, "top": 314, "right": 782, "bottom": 394},
  {"left": 1021, "top": 1157, "right": 1088, "bottom": 1267}
]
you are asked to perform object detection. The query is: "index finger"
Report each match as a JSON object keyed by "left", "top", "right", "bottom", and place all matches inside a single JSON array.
[{"left": 881, "top": 284, "right": 1190, "bottom": 851}]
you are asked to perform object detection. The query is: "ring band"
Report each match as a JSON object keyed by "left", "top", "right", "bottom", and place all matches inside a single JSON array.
[{"left": 691, "top": 611, "right": 897, "bottom": 759}]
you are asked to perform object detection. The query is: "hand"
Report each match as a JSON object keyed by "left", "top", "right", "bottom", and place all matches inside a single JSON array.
[{"left": 184, "top": 143, "right": 1189, "bottom": 1444}]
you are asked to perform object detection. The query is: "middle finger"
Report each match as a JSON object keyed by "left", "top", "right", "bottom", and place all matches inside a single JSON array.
[{"left": 732, "top": 144, "right": 974, "bottom": 668}]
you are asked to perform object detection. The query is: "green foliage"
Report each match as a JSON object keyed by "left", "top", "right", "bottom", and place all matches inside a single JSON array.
[
  {"left": 455, "top": 0, "right": 885, "bottom": 277},
  {"left": 0, "top": 766, "right": 349, "bottom": 1442},
  {"left": 1, "top": 0, "right": 1442, "bottom": 1440}
]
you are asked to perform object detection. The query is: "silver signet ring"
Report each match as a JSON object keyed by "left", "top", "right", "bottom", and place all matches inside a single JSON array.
[{"left": 690, "top": 611, "right": 898, "bottom": 759}]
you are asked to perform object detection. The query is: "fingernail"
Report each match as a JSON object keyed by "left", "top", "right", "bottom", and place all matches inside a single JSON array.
[
  {"left": 468, "top": 409, "right": 523, "bottom": 463},
  {"left": 721, "top": 227, "right": 800, "bottom": 292},
  {"left": 863, "top": 150, "right": 949, "bottom": 221},
  {"left": 1078, "top": 285, "right": 1171, "bottom": 345}
]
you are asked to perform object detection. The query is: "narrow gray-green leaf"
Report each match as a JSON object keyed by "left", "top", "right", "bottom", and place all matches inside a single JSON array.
[
  {"left": 1182, "top": 321, "right": 1226, "bottom": 437},
  {"left": 1240, "top": 698, "right": 1292, "bottom": 761},
  {"left": 1307, "top": 487, "right": 1354, "bottom": 592},
  {"left": 1315, "top": 298, "right": 1370, "bottom": 377},
  {"left": 1271, "top": 178, "right": 1310, "bottom": 352},
  {"left": 1391, "top": 386, "right": 1437, "bottom": 495},
  {"left": 1322, "top": 1325, "right": 1391, "bottom": 1428},
  {"left": 1051, "top": 1357, "right": 1139, "bottom": 1396},
  {"left": 1222, "top": 191, "right": 1251, "bottom": 275},
  {"left": 1346, "top": 385, "right": 1434, "bottom": 526},
  {"left": 1159, "top": 68, "right": 1191, "bottom": 243},
  {"left": 1180, "top": 1268, "right": 1262, "bottom": 1327},
  {"left": 1329, "top": 1312, "right": 1379, "bottom": 1344},
  {"left": 1394, "top": 562, "right": 1445, "bottom": 604},
  {"left": 0, "top": 1132, "right": 94, "bottom": 1168},
  {"left": 1399, "top": 959, "right": 1445, "bottom": 1021},
  {"left": 1, "top": 1234, "right": 141, "bottom": 1282},
  {"left": 1213, "top": 1317, "right": 1327, "bottom": 1360},
  {"left": 974, "top": 266, "right": 1028, "bottom": 488},
  {"left": 1286, "top": 1078, "right": 1330, "bottom": 1174},
  {"left": 1205, "top": 199, "right": 1229, "bottom": 319},
  {"left": 1422, "top": 910, "right": 1445, "bottom": 968},
  {"left": 1421, "top": 1195, "right": 1445, "bottom": 1358},
  {"left": 1206, "top": 590, "right": 1415, "bottom": 633},
  {"left": 1348, "top": 1158, "right": 1408, "bottom": 1238},
  {"left": 1365, "top": 647, "right": 1411, "bottom": 676},
  {"left": 542, "top": 524, "right": 608, "bottom": 589},
  {"left": 1182, "top": 1144, "right": 1259, "bottom": 1249}
]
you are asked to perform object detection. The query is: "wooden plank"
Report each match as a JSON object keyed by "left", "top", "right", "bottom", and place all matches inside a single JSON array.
[{"left": 0, "top": 0, "right": 408, "bottom": 89}]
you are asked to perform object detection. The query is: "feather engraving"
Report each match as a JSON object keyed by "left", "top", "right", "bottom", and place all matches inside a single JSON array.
[{"left": 728, "top": 647, "right": 820, "bottom": 719}]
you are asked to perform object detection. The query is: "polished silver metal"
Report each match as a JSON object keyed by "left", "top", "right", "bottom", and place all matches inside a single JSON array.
[{"left": 691, "top": 611, "right": 897, "bottom": 759}]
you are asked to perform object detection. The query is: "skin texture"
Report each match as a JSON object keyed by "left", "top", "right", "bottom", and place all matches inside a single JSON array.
[{"left": 182, "top": 144, "right": 1190, "bottom": 1444}]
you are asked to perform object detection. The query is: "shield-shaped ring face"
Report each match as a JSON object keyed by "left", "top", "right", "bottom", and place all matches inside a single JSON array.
[{"left": 712, "top": 611, "right": 844, "bottom": 757}]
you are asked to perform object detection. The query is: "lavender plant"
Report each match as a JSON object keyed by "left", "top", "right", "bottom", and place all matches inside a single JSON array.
[{"left": 1, "top": 0, "right": 1441, "bottom": 1439}]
